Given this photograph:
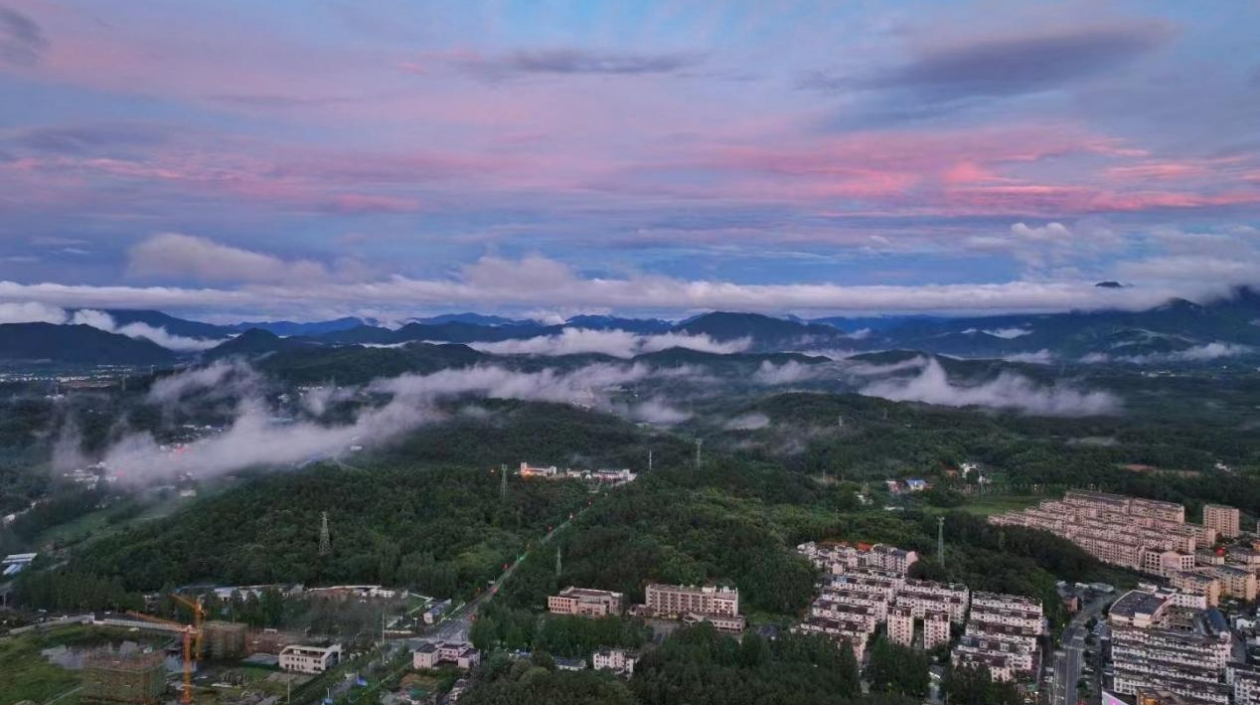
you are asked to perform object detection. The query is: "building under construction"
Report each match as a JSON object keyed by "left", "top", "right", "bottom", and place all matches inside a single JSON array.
[
  {"left": 203, "top": 620, "right": 248, "bottom": 660},
  {"left": 81, "top": 649, "right": 168, "bottom": 705}
]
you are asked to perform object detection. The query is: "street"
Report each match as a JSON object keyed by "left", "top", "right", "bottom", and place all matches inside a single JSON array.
[{"left": 1050, "top": 592, "right": 1112, "bottom": 705}]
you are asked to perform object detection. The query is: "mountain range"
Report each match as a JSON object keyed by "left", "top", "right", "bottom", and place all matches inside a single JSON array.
[{"left": 2, "top": 288, "right": 1259, "bottom": 367}]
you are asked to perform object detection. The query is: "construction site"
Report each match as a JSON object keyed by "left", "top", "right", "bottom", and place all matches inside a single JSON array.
[{"left": 81, "top": 649, "right": 167, "bottom": 705}]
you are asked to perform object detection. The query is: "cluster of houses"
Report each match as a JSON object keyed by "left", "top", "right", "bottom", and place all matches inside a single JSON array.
[
  {"left": 794, "top": 541, "right": 1045, "bottom": 681},
  {"left": 518, "top": 462, "right": 637, "bottom": 486}
]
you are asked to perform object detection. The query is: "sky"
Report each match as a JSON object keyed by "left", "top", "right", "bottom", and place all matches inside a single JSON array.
[{"left": 0, "top": 0, "right": 1258, "bottom": 322}]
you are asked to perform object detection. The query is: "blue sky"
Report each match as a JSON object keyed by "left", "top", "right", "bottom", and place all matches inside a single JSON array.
[{"left": 0, "top": 0, "right": 1258, "bottom": 321}]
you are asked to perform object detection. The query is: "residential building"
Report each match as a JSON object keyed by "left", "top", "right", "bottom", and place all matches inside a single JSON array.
[
  {"left": 924, "top": 610, "right": 951, "bottom": 650},
  {"left": 548, "top": 587, "right": 624, "bottom": 617},
  {"left": 645, "top": 584, "right": 739, "bottom": 618},
  {"left": 1169, "top": 571, "right": 1220, "bottom": 607},
  {"left": 795, "top": 542, "right": 918, "bottom": 576},
  {"left": 413, "top": 641, "right": 481, "bottom": 671},
  {"left": 795, "top": 616, "right": 870, "bottom": 661},
  {"left": 951, "top": 592, "right": 1043, "bottom": 683},
  {"left": 1227, "top": 664, "right": 1260, "bottom": 705},
  {"left": 1111, "top": 625, "right": 1230, "bottom": 705},
  {"left": 1204, "top": 505, "right": 1240, "bottom": 539},
  {"left": 897, "top": 579, "right": 969, "bottom": 622},
  {"left": 279, "top": 644, "right": 342, "bottom": 674},
  {"left": 1205, "top": 564, "right": 1257, "bottom": 601},
  {"left": 681, "top": 611, "right": 746, "bottom": 634},
  {"left": 593, "top": 648, "right": 637, "bottom": 676},
  {"left": 1108, "top": 589, "right": 1174, "bottom": 629},
  {"left": 554, "top": 657, "right": 586, "bottom": 671},
  {"left": 1142, "top": 550, "right": 1195, "bottom": 578},
  {"left": 888, "top": 605, "right": 914, "bottom": 647}
]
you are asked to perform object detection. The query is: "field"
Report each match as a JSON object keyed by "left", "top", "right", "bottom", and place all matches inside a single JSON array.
[{"left": 957, "top": 495, "right": 1043, "bottom": 517}]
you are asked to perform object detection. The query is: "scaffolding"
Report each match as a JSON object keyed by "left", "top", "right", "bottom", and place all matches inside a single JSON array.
[
  {"left": 203, "top": 621, "right": 248, "bottom": 660},
  {"left": 81, "top": 649, "right": 168, "bottom": 705}
]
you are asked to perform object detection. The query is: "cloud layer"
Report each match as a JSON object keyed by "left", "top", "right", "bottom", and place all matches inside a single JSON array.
[{"left": 467, "top": 327, "right": 750, "bottom": 358}]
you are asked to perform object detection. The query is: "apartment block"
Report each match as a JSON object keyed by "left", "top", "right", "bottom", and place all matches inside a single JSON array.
[
  {"left": 1227, "top": 664, "right": 1260, "bottom": 705},
  {"left": 1169, "top": 571, "right": 1220, "bottom": 607},
  {"left": 990, "top": 491, "right": 1212, "bottom": 575},
  {"left": 951, "top": 591, "right": 1043, "bottom": 683},
  {"left": 1111, "top": 626, "right": 1230, "bottom": 705},
  {"left": 1205, "top": 564, "right": 1257, "bottom": 601},
  {"left": 924, "top": 610, "right": 951, "bottom": 650},
  {"left": 796, "top": 616, "right": 870, "bottom": 661},
  {"left": 548, "top": 587, "right": 624, "bottom": 617},
  {"left": 897, "top": 579, "right": 970, "bottom": 623},
  {"left": 1204, "top": 504, "right": 1240, "bottom": 539},
  {"left": 645, "top": 583, "right": 739, "bottom": 618},
  {"left": 795, "top": 541, "right": 918, "bottom": 576},
  {"left": 888, "top": 605, "right": 914, "bottom": 647}
]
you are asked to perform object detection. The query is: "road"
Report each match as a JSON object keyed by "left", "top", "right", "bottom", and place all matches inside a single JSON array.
[
  {"left": 429, "top": 507, "right": 587, "bottom": 643},
  {"left": 1050, "top": 593, "right": 1112, "bottom": 705}
]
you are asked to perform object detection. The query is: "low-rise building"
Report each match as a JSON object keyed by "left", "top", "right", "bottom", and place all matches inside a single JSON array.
[
  {"left": 279, "top": 644, "right": 341, "bottom": 674},
  {"left": 897, "top": 579, "right": 969, "bottom": 623},
  {"left": 548, "top": 587, "right": 625, "bottom": 617},
  {"left": 593, "top": 648, "right": 637, "bottom": 676},
  {"left": 1206, "top": 564, "right": 1257, "bottom": 601},
  {"left": 413, "top": 641, "right": 481, "bottom": 671},
  {"left": 1169, "top": 571, "right": 1220, "bottom": 607}
]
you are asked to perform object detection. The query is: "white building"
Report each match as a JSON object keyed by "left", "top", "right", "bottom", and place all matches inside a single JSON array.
[
  {"left": 593, "top": 648, "right": 637, "bottom": 676},
  {"left": 413, "top": 641, "right": 481, "bottom": 671},
  {"left": 279, "top": 644, "right": 341, "bottom": 674}
]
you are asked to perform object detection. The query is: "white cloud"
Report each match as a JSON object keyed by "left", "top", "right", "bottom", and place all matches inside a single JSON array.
[
  {"left": 127, "top": 232, "right": 329, "bottom": 284},
  {"left": 859, "top": 359, "right": 1119, "bottom": 416},
  {"left": 0, "top": 301, "right": 68, "bottom": 324},
  {"left": 70, "top": 309, "right": 222, "bottom": 351},
  {"left": 1001, "top": 349, "right": 1054, "bottom": 364},
  {"left": 724, "top": 412, "right": 771, "bottom": 430},
  {"left": 468, "top": 327, "right": 750, "bottom": 358},
  {"left": 983, "top": 327, "right": 1033, "bottom": 339},
  {"left": 752, "top": 360, "right": 824, "bottom": 384},
  {"left": 1084, "top": 342, "right": 1252, "bottom": 365}
]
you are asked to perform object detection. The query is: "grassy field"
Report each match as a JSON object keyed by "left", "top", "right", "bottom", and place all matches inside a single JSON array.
[
  {"left": 957, "top": 494, "right": 1042, "bottom": 517},
  {"left": 0, "top": 633, "right": 79, "bottom": 705}
]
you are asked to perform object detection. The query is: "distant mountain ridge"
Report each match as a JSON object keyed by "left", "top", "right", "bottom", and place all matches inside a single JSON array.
[{"left": 0, "top": 323, "right": 175, "bottom": 365}]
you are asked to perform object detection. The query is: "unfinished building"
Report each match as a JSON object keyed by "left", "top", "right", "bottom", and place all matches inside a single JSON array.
[
  {"left": 81, "top": 650, "right": 168, "bottom": 705},
  {"left": 203, "top": 621, "right": 248, "bottom": 660}
]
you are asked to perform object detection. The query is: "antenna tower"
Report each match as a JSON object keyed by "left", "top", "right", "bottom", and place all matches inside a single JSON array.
[
  {"left": 694, "top": 438, "right": 703, "bottom": 469},
  {"left": 555, "top": 547, "right": 562, "bottom": 577},
  {"left": 937, "top": 516, "right": 945, "bottom": 563},
  {"left": 500, "top": 464, "right": 508, "bottom": 501},
  {"left": 318, "top": 511, "right": 331, "bottom": 556},
  {"left": 648, "top": 449, "right": 653, "bottom": 472}
]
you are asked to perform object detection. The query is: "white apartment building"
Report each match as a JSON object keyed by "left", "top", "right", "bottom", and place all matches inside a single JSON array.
[
  {"left": 795, "top": 542, "right": 918, "bottom": 576},
  {"left": 810, "top": 599, "right": 879, "bottom": 634},
  {"left": 593, "top": 648, "right": 637, "bottom": 676},
  {"left": 1205, "top": 564, "right": 1257, "bottom": 601},
  {"left": 1142, "top": 549, "right": 1195, "bottom": 578},
  {"left": 888, "top": 605, "right": 914, "bottom": 647},
  {"left": 898, "top": 580, "right": 970, "bottom": 623},
  {"left": 952, "top": 592, "right": 1043, "bottom": 683},
  {"left": 924, "top": 610, "right": 951, "bottom": 650},
  {"left": 1227, "top": 664, "right": 1260, "bottom": 705},
  {"left": 645, "top": 584, "right": 739, "bottom": 618},
  {"left": 795, "top": 616, "right": 870, "bottom": 661},
  {"left": 1204, "top": 504, "right": 1240, "bottom": 539},
  {"left": 279, "top": 644, "right": 341, "bottom": 674},
  {"left": 1169, "top": 571, "right": 1220, "bottom": 607}
]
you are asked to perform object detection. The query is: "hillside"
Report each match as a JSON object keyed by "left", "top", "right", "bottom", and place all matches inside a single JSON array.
[{"left": 0, "top": 323, "right": 175, "bottom": 365}]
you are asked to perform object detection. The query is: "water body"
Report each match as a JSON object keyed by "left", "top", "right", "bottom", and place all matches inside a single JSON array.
[{"left": 42, "top": 640, "right": 185, "bottom": 673}]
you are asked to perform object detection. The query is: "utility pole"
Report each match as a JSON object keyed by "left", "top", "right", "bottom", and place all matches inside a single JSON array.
[{"left": 319, "top": 511, "right": 331, "bottom": 557}]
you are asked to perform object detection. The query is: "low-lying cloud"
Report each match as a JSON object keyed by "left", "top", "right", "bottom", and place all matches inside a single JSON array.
[
  {"left": 94, "top": 360, "right": 697, "bottom": 482},
  {"left": 468, "top": 327, "right": 751, "bottom": 358},
  {"left": 0, "top": 302, "right": 221, "bottom": 351},
  {"left": 1083, "top": 342, "right": 1253, "bottom": 365},
  {"left": 859, "top": 359, "right": 1119, "bottom": 416}
]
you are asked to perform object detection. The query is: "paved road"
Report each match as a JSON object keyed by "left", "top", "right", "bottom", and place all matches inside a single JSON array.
[{"left": 1051, "top": 594, "right": 1112, "bottom": 705}]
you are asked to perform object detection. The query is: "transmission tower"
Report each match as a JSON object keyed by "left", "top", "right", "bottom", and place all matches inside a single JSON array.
[
  {"left": 648, "top": 449, "right": 653, "bottom": 472},
  {"left": 319, "top": 511, "right": 331, "bottom": 556},
  {"left": 555, "top": 547, "right": 562, "bottom": 577},
  {"left": 500, "top": 464, "right": 508, "bottom": 501},
  {"left": 937, "top": 516, "right": 945, "bottom": 563},
  {"left": 694, "top": 439, "right": 703, "bottom": 469}
]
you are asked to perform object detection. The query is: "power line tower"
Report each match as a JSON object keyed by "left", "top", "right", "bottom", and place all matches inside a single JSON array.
[
  {"left": 937, "top": 516, "right": 945, "bottom": 563},
  {"left": 694, "top": 439, "right": 703, "bottom": 469},
  {"left": 648, "top": 449, "right": 653, "bottom": 472},
  {"left": 318, "top": 511, "right": 331, "bottom": 557},
  {"left": 555, "top": 547, "right": 562, "bottom": 577},
  {"left": 500, "top": 464, "right": 508, "bottom": 501}
]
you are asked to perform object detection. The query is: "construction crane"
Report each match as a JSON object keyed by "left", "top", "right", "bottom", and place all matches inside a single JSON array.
[{"left": 127, "top": 594, "right": 205, "bottom": 704}]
